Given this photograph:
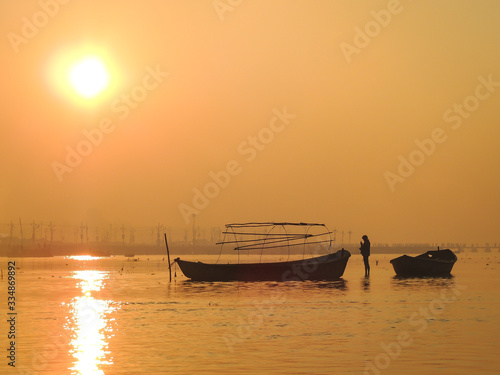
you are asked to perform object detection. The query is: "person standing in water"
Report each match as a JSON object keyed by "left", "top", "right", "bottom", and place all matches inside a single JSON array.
[{"left": 360, "top": 235, "right": 371, "bottom": 277}]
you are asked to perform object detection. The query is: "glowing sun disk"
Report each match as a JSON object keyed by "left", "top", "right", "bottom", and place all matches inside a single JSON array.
[{"left": 69, "top": 57, "right": 109, "bottom": 99}]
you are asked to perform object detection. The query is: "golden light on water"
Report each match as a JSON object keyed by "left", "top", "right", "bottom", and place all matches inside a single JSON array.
[
  {"left": 67, "top": 270, "right": 117, "bottom": 374},
  {"left": 66, "top": 256, "right": 103, "bottom": 261}
]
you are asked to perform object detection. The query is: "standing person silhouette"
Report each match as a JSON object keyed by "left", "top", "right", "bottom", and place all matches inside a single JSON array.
[{"left": 360, "top": 235, "right": 371, "bottom": 277}]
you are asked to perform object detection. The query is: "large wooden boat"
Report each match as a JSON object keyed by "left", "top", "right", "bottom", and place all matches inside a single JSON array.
[
  {"left": 174, "top": 222, "right": 351, "bottom": 281},
  {"left": 175, "top": 249, "right": 350, "bottom": 281},
  {"left": 390, "top": 248, "right": 457, "bottom": 277}
]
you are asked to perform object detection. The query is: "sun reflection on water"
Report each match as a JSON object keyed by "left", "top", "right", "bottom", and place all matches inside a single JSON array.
[
  {"left": 66, "top": 255, "right": 105, "bottom": 261},
  {"left": 66, "top": 270, "right": 117, "bottom": 374}
]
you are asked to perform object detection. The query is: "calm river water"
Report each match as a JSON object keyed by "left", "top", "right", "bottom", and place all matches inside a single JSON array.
[{"left": 0, "top": 252, "right": 499, "bottom": 374}]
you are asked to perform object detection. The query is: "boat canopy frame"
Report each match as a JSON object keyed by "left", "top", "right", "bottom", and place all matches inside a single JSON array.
[{"left": 215, "top": 222, "right": 333, "bottom": 264}]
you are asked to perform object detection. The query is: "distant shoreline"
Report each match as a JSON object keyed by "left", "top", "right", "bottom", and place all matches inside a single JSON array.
[{"left": 0, "top": 240, "right": 497, "bottom": 257}]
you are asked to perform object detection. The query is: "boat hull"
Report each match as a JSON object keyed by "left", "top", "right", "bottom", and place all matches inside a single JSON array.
[
  {"left": 390, "top": 249, "right": 457, "bottom": 277},
  {"left": 175, "top": 249, "right": 351, "bottom": 281}
]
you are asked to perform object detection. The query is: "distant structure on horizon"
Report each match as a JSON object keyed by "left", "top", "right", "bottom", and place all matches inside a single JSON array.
[{"left": 0, "top": 220, "right": 497, "bottom": 257}]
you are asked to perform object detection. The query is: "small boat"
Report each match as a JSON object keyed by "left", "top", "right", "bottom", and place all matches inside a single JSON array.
[
  {"left": 174, "top": 222, "right": 351, "bottom": 281},
  {"left": 390, "top": 248, "right": 457, "bottom": 277}
]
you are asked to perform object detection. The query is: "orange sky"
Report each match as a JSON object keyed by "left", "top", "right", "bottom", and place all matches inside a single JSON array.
[{"left": 1, "top": 0, "right": 499, "bottom": 243}]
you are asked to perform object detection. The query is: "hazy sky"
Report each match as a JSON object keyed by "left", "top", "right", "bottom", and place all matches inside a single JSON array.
[{"left": 1, "top": 0, "right": 499, "bottom": 243}]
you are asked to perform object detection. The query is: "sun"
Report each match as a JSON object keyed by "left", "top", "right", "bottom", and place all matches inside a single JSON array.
[
  {"left": 45, "top": 46, "right": 121, "bottom": 105},
  {"left": 68, "top": 56, "right": 110, "bottom": 99}
]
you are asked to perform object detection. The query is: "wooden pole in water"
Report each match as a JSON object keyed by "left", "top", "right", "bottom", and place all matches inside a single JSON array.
[{"left": 164, "top": 233, "right": 172, "bottom": 282}]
